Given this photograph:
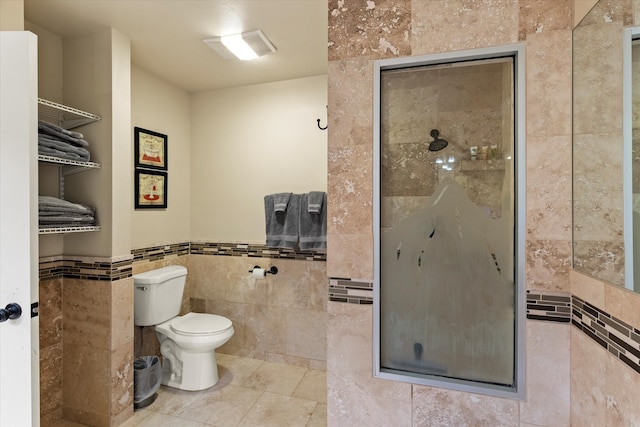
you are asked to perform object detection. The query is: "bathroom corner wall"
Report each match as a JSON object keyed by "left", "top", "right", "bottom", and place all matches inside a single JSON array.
[
  {"left": 570, "top": 271, "right": 640, "bottom": 425},
  {"left": 327, "top": 0, "right": 572, "bottom": 425}
]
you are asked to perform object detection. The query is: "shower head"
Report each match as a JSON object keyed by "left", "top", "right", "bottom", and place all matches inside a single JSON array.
[{"left": 428, "top": 129, "right": 448, "bottom": 152}]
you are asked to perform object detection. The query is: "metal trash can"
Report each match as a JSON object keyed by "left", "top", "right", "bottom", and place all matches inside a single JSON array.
[{"left": 133, "top": 356, "right": 162, "bottom": 409}]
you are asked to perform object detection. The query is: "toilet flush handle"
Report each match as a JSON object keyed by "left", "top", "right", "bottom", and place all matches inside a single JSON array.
[{"left": 136, "top": 286, "right": 148, "bottom": 291}]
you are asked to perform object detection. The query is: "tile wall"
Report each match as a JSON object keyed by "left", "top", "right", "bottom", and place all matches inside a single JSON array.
[
  {"left": 326, "top": 0, "right": 574, "bottom": 425},
  {"left": 39, "top": 255, "right": 134, "bottom": 427},
  {"left": 326, "top": 1, "right": 640, "bottom": 425}
]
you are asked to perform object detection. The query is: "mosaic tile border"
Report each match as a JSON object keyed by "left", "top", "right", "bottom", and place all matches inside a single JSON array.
[
  {"left": 41, "top": 241, "right": 325, "bottom": 280},
  {"left": 572, "top": 295, "right": 640, "bottom": 374},
  {"left": 39, "top": 257, "right": 133, "bottom": 281},
  {"left": 329, "top": 278, "right": 373, "bottom": 304},
  {"left": 190, "top": 242, "right": 326, "bottom": 261},
  {"left": 526, "top": 291, "right": 571, "bottom": 323},
  {"left": 131, "top": 242, "right": 190, "bottom": 263}
]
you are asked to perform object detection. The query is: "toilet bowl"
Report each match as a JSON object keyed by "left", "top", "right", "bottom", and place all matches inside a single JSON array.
[
  {"left": 133, "top": 265, "right": 235, "bottom": 391},
  {"left": 155, "top": 312, "right": 234, "bottom": 390}
]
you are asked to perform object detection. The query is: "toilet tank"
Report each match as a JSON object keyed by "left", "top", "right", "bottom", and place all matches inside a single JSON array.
[{"left": 133, "top": 265, "right": 187, "bottom": 326}]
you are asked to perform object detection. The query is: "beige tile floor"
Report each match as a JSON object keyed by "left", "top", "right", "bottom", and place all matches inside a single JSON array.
[{"left": 51, "top": 354, "right": 327, "bottom": 427}]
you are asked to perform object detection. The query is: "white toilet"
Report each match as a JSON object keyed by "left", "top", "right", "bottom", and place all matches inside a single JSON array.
[{"left": 133, "top": 265, "right": 234, "bottom": 391}]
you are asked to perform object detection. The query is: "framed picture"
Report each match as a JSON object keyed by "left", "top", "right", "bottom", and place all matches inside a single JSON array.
[
  {"left": 134, "top": 126, "right": 167, "bottom": 170},
  {"left": 135, "top": 170, "right": 167, "bottom": 209}
]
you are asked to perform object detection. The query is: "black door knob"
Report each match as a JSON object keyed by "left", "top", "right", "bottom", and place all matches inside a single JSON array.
[{"left": 0, "top": 303, "right": 22, "bottom": 322}]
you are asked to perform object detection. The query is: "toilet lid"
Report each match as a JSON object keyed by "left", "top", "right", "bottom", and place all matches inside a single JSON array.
[{"left": 170, "top": 313, "right": 232, "bottom": 335}]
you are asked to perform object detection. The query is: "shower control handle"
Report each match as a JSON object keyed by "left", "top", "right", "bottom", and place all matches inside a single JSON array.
[{"left": 0, "top": 303, "right": 22, "bottom": 322}]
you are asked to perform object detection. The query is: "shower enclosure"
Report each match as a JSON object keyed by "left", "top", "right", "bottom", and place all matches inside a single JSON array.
[{"left": 373, "top": 45, "right": 525, "bottom": 397}]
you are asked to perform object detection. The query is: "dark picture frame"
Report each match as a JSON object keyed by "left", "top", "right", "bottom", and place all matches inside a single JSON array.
[
  {"left": 135, "top": 169, "right": 168, "bottom": 209},
  {"left": 134, "top": 126, "right": 168, "bottom": 170}
]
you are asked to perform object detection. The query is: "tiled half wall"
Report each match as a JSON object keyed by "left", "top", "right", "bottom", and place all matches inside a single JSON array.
[{"left": 130, "top": 242, "right": 328, "bottom": 370}]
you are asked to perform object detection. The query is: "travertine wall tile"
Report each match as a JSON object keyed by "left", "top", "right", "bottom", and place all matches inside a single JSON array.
[
  {"left": 519, "top": 321, "right": 570, "bottom": 426},
  {"left": 412, "top": 386, "right": 519, "bottom": 426},
  {"left": 518, "top": 0, "right": 572, "bottom": 40},
  {"left": 328, "top": 0, "right": 411, "bottom": 61},
  {"left": 327, "top": 233, "right": 374, "bottom": 281},
  {"left": 605, "top": 349, "right": 640, "bottom": 426},
  {"left": 328, "top": 144, "right": 373, "bottom": 235},
  {"left": 411, "top": 0, "right": 519, "bottom": 55},
  {"left": 286, "top": 308, "right": 327, "bottom": 360},
  {"left": 526, "top": 239, "right": 572, "bottom": 292},
  {"left": 111, "top": 277, "right": 134, "bottom": 348},
  {"left": 62, "top": 343, "right": 110, "bottom": 425},
  {"left": 526, "top": 135, "right": 572, "bottom": 240},
  {"left": 573, "top": 21, "right": 624, "bottom": 135},
  {"left": 327, "top": 302, "right": 411, "bottom": 400},
  {"left": 63, "top": 278, "right": 111, "bottom": 350},
  {"left": 570, "top": 269, "right": 605, "bottom": 307},
  {"left": 40, "top": 342, "right": 62, "bottom": 424},
  {"left": 111, "top": 341, "right": 134, "bottom": 419},
  {"left": 570, "top": 327, "right": 611, "bottom": 426},
  {"left": 328, "top": 388, "right": 412, "bottom": 427},
  {"left": 327, "top": 58, "right": 373, "bottom": 149},
  {"left": 604, "top": 282, "right": 640, "bottom": 328},
  {"left": 244, "top": 303, "right": 287, "bottom": 354},
  {"left": 526, "top": 30, "right": 573, "bottom": 138},
  {"left": 188, "top": 254, "right": 328, "bottom": 365},
  {"left": 39, "top": 278, "right": 62, "bottom": 350}
]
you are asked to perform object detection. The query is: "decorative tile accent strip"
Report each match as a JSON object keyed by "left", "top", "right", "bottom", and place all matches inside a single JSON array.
[
  {"left": 38, "top": 257, "right": 66, "bottom": 280},
  {"left": 526, "top": 290, "right": 571, "bottom": 323},
  {"left": 131, "top": 242, "right": 190, "bottom": 262},
  {"left": 329, "top": 278, "right": 373, "bottom": 304},
  {"left": 190, "top": 242, "right": 326, "bottom": 261},
  {"left": 572, "top": 295, "right": 640, "bottom": 374},
  {"left": 39, "top": 256, "right": 133, "bottom": 281}
]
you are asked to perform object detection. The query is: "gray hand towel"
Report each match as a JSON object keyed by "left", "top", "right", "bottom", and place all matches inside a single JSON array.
[
  {"left": 299, "top": 192, "right": 327, "bottom": 252},
  {"left": 273, "top": 192, "right": 292, "bottom": 213},
  {"left": 264, "top": 193, "right": 300, "bottom": 249},
  {"left": 307, "top": 191, "right": 324, "bottom": 213}
]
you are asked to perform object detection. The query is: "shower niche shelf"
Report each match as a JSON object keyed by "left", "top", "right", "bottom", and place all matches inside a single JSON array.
[
  {"left": 458, "top": 159, "right": 506, "bottom": 172},
  {"left": 37, "top": 98, "right": 101, "bottom": 235}
]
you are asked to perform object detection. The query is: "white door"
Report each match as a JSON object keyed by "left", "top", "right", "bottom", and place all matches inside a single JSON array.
[{"left": 0, "top": 31, "right": 39, "bottom": 427}]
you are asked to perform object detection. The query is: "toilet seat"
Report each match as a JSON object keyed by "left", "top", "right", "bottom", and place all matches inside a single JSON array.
[{"left": 170, "top": 312, "right": 232, "bottom": 336}]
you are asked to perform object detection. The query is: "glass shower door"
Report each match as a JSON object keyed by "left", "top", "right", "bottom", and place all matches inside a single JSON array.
[{"left": 374, "top": 47, "right": 524, "bottom": 397}]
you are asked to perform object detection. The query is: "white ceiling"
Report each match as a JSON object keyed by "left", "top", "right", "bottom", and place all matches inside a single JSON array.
[{"left": 24, "top": 0, "right": 328, "bottom": 93}]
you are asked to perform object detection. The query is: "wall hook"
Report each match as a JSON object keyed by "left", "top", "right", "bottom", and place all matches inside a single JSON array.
[{"left": 317, "top": 105, "right": 327, "bottom": 130}]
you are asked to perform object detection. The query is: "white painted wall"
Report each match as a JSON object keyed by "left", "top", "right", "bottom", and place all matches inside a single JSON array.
[
  {"left": 190, "top": 74, "right": 328, "bottom": 243},
  {"left": 26, "top": 20, "right": 65, "bottom": 257},
  {"left": 62, "top": 29, "right": 131, "bottom": 257},
  {"left": 131, "top": 65, "right": 191, "bottom": 249}
]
